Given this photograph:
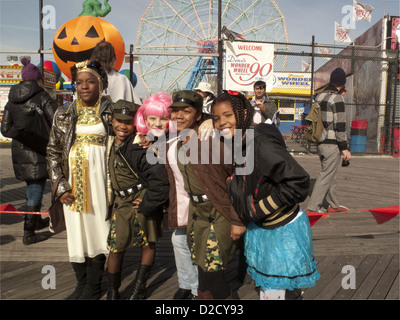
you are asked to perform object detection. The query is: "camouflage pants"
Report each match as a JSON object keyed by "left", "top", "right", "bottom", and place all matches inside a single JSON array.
[
  {"left": 107, "top": 211, "right": 147, "bottom": 253},
  {"left": 187, "top": 200, "right": 237, "bottom": 272},
  {"left": 107, "top": 193, "right": 162, "bottom": 253}
]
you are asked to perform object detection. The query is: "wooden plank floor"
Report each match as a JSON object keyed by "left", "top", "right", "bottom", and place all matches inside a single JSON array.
[{"left": 1, "top": 147, "right": 399, "bottom": 300}]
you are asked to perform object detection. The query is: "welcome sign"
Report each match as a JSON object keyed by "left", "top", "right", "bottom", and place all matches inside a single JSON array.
[{"left": 224, "top": 42, "right": 274, "bottom": 92}]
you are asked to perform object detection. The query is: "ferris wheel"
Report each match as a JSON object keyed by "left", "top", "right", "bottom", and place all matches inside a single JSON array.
[{"left": 135, "top": 0, "right": 288, "bottom": 95}]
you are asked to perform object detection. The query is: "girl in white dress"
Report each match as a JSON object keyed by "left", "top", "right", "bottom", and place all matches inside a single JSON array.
[{"left": 47, "top": 60, "right": 113, "bottom": 299}]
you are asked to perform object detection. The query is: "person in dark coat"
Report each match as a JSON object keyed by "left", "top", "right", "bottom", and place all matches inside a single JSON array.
[
  {"left": 1, "top": 57, "right": 58, "bottom": 245},
  {"left": 213, "top": 91, "right": 319, "bottom": 300}
]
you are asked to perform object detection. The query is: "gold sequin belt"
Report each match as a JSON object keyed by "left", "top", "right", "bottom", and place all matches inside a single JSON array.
[{"left": 70, "top": 134, "right": 106, "bottom": 213}]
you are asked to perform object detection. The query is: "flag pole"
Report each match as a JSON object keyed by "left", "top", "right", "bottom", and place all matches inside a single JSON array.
[
  {"left": 310, "top": 35, "right": 315, "bottom": 104},
  {"left": 39, "top": 0, "right": 44, "bottom": 78},
  {"left": 217, "top": 0, "right": 223, "bottom": 96}
]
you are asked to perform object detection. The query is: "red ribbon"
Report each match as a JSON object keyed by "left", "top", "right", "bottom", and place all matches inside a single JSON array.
[
  {"left": 0, "top": 204, "right": 48, "bottom": 215},
  {"left": 227, "top": 90, "right": 239, "bottom": 96}
]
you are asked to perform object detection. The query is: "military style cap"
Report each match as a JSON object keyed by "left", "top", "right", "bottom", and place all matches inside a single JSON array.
[
  {"left": 169, "top": 90, "right": 203, "bottom": 113},
  {"left": 112, "top": 100, "right": 140, "bottom": 121}
]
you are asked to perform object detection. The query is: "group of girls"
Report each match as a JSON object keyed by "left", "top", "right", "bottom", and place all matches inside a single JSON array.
[{"left": 47, "top": 58, "right": 319, "bottom": 301}]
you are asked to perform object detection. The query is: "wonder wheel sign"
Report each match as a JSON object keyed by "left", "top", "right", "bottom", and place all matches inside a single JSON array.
[{"left": 224, "top": 42, "right": 274, "bottom": 91}]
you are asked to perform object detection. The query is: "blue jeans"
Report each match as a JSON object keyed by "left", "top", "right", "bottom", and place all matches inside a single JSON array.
[
  {"left": 25, "top": 179, "right": 46, "bottom": 206},
  {"left": 171, "top": 228, "right": 198, "bottom": 295}
]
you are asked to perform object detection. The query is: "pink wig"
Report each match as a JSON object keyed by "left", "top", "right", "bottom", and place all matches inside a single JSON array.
[{"left": 134, "top": 91, "right": 172, "bottom": 135}]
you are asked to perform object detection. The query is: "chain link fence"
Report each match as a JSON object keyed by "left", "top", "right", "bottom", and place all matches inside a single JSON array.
[
  {"left": 1, "top": 38, "right": 398, "bottom": 156},
  {"left": 255, "top": 39, "right": 399, "bottom": 156}
]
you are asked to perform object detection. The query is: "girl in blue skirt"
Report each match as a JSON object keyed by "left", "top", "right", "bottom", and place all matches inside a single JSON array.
[{"left": 212, "top": 91, "right": 320, "bottom": 300}]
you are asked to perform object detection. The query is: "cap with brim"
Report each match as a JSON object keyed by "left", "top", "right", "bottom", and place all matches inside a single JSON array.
[
  {"left": 194, "top": 82, "right": 214, "bottom": 94},
  {"left": 169, "top": 90, "right": 203, "bottom": 112},
  {"left": 113, "top": 100, "right": 140, "bottom": 121}
]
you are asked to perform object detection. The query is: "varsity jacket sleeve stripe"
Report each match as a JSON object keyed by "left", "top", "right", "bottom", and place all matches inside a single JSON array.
[{"left": 258, "top": 196, "right": 279, "bottom": 215}]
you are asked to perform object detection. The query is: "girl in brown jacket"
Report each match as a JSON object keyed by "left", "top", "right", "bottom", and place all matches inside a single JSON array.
[{"left": 169, "top": 92, "right": 246, "bottom": 299}]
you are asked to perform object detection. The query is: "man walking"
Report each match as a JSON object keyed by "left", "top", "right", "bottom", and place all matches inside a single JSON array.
[{"left": 306, "top": 68, "right": 351, "bottom": 214}]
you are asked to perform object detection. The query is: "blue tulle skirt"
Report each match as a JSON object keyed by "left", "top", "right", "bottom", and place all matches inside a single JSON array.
[{"left": 244, "top": 210, "right": 320, "bottom": 291}]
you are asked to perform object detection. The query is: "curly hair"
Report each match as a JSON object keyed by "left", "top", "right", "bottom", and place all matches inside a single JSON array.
[
  {"left": 134, "top": 91, "right": 172, "bottom": 135},
  {"left": 212, "top": 91, "right": 254, "bottom": 132},
  {"left": 70, "top": 60, "right": 108, "bottom": 90}
]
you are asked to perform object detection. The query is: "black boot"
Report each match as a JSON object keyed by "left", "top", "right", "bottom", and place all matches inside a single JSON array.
[
  {"left": 173, "top": 288, "right": 192, "bottom": 299},
  {"left": 27, "top": 204, "right": 50, "bottom": 230},
  {"left": 80, "top": 258, "right": 105, "bottom": 300},
  {"left": 106, "top": 271, "right": 121, "bottom": 300},
  {"left": 66, "top": 260, "right": 88, "bottom": 300},
  {"left": 129, "top": 264, "right": 152, "bottom": 300},
  {"left": 22, "top": 206, "right": 48, "bottom": 245},
  {"left": 35, "top": 216, "right": 50, "bottom": 230},
  {"left": 285, "top": 288, "right": 303, "bottom": 300}
]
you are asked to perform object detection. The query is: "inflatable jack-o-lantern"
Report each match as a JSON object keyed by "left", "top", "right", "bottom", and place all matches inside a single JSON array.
[{"left": 52, "top": 1, "right": 125, "bottom": 79}]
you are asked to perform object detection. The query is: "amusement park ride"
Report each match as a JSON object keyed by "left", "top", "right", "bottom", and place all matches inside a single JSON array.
[
  {"left": 185, "top": 40, "right": 219, "bottom": 90},
  {"left": 135, "top": 0, "right": 289, "bottom": 95}
]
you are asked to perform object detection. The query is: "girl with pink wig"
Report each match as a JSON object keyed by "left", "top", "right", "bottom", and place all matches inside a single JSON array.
[{"left": 134, "top": 91, "right": 172, "bottom": 139}]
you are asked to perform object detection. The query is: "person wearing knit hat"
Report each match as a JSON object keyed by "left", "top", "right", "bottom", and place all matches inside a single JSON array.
[
  {"left": 21, "top": 57, "right": 42, "bottom": 82},
  {"left": 1, "top": 58, "right": 58, "bottom": 245},
  {"left": 329, "top": 67, "right": 347, "bottom": 86},
  {"left": 306, "top": 67, "right": 351, "bottom": 216}
]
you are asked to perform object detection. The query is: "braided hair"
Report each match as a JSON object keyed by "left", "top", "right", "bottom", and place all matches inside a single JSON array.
[{"left": 212, "top": 91, "right": 254, "bottom": 133}]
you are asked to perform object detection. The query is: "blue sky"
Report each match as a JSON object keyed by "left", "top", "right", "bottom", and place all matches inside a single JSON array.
[{"left": 0, "top": 0, "right": 399, "bottom": 98}]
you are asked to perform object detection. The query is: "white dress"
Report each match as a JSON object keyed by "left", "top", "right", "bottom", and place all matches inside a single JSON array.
[{"left": 63, "top": 108, "right": 110, "bottom": 263}]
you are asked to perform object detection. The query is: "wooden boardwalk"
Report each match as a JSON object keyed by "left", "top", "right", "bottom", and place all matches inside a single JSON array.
[{"left": 1, "top": 146, "right": 399, "bottom": 300}]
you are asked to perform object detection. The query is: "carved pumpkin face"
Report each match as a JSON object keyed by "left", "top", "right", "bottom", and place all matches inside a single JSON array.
[{"left": 53, "top": 16, "right": 125, "bottom": 79}]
